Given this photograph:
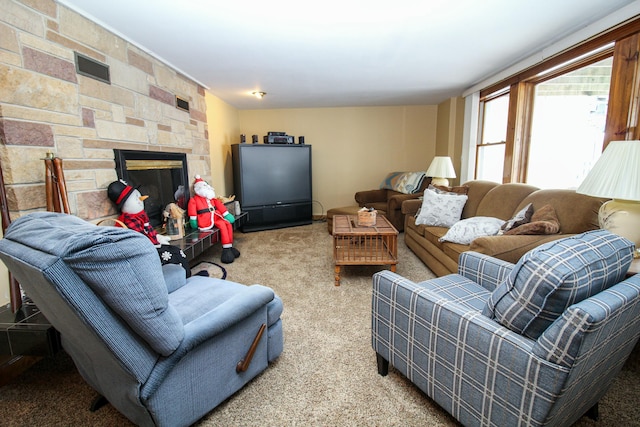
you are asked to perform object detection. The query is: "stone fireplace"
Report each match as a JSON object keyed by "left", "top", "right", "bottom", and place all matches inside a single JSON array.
[{"left": 114, "top": 150, "right": 190, "bottom": 228}]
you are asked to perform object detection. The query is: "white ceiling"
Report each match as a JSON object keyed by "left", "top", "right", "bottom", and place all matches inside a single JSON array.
[{"left": 59, "top": 0, "right": 639, "bottom": 110}]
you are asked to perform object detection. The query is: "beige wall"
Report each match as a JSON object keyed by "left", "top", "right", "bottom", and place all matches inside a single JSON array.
[
  {"left": 235, "top": 106, "right": 438, "bottom": 216},
  {"left": 205, "top": 92, "right": 240, "bottom": 196},
  {"left": 435, "top": 97, "right": 465, "bottom": 185}
]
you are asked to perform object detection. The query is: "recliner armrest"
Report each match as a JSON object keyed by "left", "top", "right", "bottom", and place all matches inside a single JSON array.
[
  {"left": 458, "top": 252, "right": 514, "bottom": 292},
  {"left": 181, "top": 284, "right": 274, "bottom": 346},
  {"left": 142, "top": 284, "right": 276, "bottom": 399},
  {"left": 355, "top": 189, "right": 388, "bottom": 205}
]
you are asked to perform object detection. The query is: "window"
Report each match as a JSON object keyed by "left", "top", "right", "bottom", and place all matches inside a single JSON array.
[
  {"left": 476, "top": 93, "right": 508, "bottom": 182},
  {"left": 475, "top": 18, "right": 640, "bottom": 188},
  {"left": 526, "top": 57, "right": 612, "bottom": 188}
]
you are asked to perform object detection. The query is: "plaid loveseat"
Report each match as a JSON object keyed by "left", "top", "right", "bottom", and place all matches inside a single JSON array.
[{"left": 372, "top": 230, "right": 640, "bottom": 426}]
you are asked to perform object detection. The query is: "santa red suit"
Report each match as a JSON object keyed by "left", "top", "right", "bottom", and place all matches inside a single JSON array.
[{"left": 187, "top": 175, "right": 240, "bottom": 264}]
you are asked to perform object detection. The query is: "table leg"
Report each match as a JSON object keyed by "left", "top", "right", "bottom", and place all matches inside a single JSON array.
[
  {"left": 391, "top": 265, "right": 396, "bottom": 273},
  {"left": 334, "top": 265, "right": 341, "bottom": 286}
]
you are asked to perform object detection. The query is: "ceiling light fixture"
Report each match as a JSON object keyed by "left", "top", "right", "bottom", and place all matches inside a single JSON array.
[{"left": 252, "top": 91, "right": 266, "bottom": 99}]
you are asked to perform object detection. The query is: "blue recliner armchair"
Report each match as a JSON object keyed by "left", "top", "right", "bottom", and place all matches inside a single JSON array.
[
  {"left": 372, "top": 229, "right": 640, "bottom": 426},
  {"left": 0, "top": 212, "right": 284, "bottom": 427}
]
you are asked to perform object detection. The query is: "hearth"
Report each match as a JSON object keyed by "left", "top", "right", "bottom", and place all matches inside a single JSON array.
[{"left": 114, "top": 149, "right": 189, "bottom": 227}]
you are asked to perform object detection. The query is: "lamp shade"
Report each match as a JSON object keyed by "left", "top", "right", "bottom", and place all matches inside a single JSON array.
[
  {"left": 426, "top": 156, "right": 456, "bottom": 179},
  {"left": 576, "top": 140, "right": 640, "bottom": 201},
  {"left": 577, "top": 140, "right": 640, "bottom": 257}
]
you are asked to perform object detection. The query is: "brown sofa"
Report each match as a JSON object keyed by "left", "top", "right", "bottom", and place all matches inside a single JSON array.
[
  {"left": 354, "top": 177, "right": 431, "bottom": 232},
  {"left": 402, "top": 180, "right": 605, "bottom": 276}
]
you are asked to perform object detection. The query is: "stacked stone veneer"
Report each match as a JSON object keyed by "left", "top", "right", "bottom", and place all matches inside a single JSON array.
[{"left": 0, "top": 0, "right": 211, "bottom": 222}]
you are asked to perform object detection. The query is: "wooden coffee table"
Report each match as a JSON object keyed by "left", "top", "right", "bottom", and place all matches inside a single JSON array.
[{"left": 332, "top": 214, "right": 398, "bottom": 286}]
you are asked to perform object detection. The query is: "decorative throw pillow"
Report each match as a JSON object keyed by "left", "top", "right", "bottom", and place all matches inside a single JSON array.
[
  {"left": 439, "top": 216, "right": 506, "bottom": 245},
  {"left": 499, "top": 203, "right": 534, "bottom": 235},
  {"left": 379, "top": 171, "right": 426, "bottom": 194},
  {"left": 504, "top": 204, "right": 560, "bottom": 235},
  {"left": 415, "top": 188, "right": 468, "bottom": 227},
  {"left": 482, "top": 229, "right": 635, "bottom": 339}
]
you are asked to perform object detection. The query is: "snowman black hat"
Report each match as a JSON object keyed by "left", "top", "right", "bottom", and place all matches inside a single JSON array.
[{"left": 108, "top": 180, "right": 138, "bottom": 210}]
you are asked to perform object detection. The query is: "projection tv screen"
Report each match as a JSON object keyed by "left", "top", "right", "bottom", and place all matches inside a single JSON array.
[{"left": 233, "top": 144, "right": 312, "bottom": 207}]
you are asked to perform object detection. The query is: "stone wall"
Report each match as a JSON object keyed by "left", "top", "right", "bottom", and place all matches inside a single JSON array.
[{"left": 0, "top": 0, "right": 210, "bottom": 222}]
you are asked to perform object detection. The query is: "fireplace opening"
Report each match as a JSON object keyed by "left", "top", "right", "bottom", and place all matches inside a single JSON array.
[{"left": 114, "top": 149, "right": 190, "bottom": 228}]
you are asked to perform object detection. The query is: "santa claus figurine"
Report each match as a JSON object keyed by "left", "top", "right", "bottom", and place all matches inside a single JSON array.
[
  {"left": 187, "top": 175, "right": 240, "bottom": 264},
  {"left": 107, "top": 179, "right": 199, "bottom": 277}
]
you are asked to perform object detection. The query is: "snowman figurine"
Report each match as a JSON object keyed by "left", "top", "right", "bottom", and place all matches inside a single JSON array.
[
  {"left": 108, "top": 180, "right": 199, "bottom": 277},
  {"left": 187, "top": 175, "right": 240, "bottom": 264}
]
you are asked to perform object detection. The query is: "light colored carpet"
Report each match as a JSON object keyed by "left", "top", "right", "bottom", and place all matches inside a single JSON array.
[{"left": 0, "top": 220, "right": 638, "bottom": 426}]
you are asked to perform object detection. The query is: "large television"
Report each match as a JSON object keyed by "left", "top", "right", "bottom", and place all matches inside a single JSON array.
[{"left": 232, "top": 144, "right": 312, "bottom": 231}]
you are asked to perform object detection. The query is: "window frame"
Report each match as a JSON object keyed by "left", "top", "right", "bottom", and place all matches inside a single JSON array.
[{"left": 477, "top": 17, "right": 640, "bottom": 184}]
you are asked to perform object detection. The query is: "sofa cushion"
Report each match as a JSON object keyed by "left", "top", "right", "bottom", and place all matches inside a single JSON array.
[
  {"left": 475, "top": 183, "right": 539, "bottom": 220},
  {"left": 505, "top": 204, "right": 560, "bottom": 235},
  {"left": 514, "top": 189, "right": 603, "bottom": 234},
  {"left": 415, "top": 187, "right": 468, "bottom": 227},
  {"left": 379, "top": 171, "right": 426, "bottom": 194},
  {"left": 439, "top": 216, "right": 505, "bottom": 245},
  {"left": 419, "top": 274, "right": 491, "bottom": 312},
  {"left": 459, "top": 180, "right": 501, "bottom": 219},
  {"left": 483, "top": 230, "right": 634, "bottom": 339}
]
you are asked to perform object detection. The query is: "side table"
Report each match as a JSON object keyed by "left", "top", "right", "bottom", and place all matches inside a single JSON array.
[
  {"left": 0, "top": 299, "right": 60, "bottom": 357},
  {"left": 332, "top": 214, "right": 398, "bottom": 286},
  {"left": 174, "top": 211, "right": 248, "bottom": 264}
]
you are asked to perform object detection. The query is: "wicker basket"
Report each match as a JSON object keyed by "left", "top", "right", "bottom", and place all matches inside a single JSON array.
[{"left": 357, "top": 209, "right": 377, "bottom": 227}]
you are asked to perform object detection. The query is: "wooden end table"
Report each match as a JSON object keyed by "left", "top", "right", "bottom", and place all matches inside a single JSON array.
[{"left": 332, "top": 214, "right": 398, "bottom": 286}]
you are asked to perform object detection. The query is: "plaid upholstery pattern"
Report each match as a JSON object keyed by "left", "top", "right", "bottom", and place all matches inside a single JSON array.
[
  {"left": 372, "top": 264, "right": 640, "bottom": 426},
  {"left": 458, "top": 251, "right": 514, "bottom": 292},
  {"left": 418, "top": 275, "right": 489, "bottom": 312},
  {"left": 483, "top": 230, "right": 634, "bottom": 340}
]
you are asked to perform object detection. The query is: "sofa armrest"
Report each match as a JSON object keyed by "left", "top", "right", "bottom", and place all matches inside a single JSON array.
[
  {"left": 355, "top": 189, "right": 388, "bottom": 205},
  {"left": 372, "top": 269, "right": 543, "bottom": 370},
  {"left": 401, "top": 199, "right": 422, "bottom": 216},
  {"left": 458, "top": 252, "right": 514, "bottom": 292},
  {"left": 387, "top": 192, "right": 423, "bottom": 211}
]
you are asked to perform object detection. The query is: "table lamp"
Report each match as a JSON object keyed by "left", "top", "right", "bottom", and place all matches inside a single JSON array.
[
  {"left": 576, "top": 140, "right": 640, "bottom": 257},
  {"left": 426, "top": 156, "right": 456, "bottom": 187}
]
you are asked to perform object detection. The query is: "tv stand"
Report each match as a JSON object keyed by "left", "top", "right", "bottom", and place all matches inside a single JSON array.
[{"left": 240, "top": 202, "right": 312, "bottom": 232}]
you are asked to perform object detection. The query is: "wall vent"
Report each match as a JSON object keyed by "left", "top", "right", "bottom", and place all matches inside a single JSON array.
[
  {"left": 176, "top": 96, "right": 190, "bottom": 112},
  {"left": 74, "top": 52, "right": 110, "bottom": 84}
]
